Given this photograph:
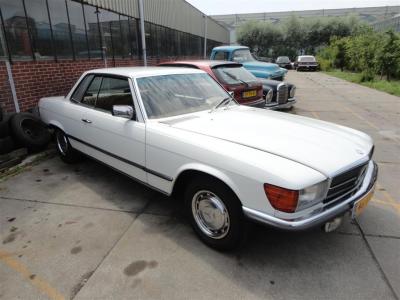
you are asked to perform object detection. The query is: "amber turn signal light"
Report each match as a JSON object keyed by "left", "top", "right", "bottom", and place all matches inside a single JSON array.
[{"left": 264, "top": 184, "right": 299, "bottom": 213}]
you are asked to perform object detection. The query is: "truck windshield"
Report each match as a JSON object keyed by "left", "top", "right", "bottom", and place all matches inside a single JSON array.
[
  {"left": 137, "top": 73, "right": 233, "bottom": 119},
  {"left": 232, "top": 49, "right": 255, "bottom": 63}
]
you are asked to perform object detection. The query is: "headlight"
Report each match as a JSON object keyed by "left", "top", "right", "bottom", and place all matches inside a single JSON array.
[
  {"left": 289, "top": 86, "right": 296, "bottom": 98},
  {"left": 298, "top": 180, "right": 329, "bottom": 210},
  {"left": 265, "top": 89, "right": 273, "bottom": 103}
]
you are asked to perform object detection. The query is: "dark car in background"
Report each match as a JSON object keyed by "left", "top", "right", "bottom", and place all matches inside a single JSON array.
[
  {"left": 260, "top": 79, "right": 296, "bottom": 110},
  {"left": 276, "top": 56, "right": 292, "bottom": 69},
  {"left": 159, "top": 61, "right": 265, "bottom": 107},
  {"left": 294, "top": 55, "right": 319, "bottom": 71}
]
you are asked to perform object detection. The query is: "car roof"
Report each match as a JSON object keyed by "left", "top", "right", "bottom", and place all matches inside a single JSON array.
[
  {"left": 84, "top": 66, "right": 205, "bottom": 78},
  {"left": 298, "top": 55, "right": 315, "bottom": 58},
  {"left": 160, "top": 60, "right": 242, "bottom": 68},
  {"left": 212, "top": 45, "right": 249, "bottom": 51}
]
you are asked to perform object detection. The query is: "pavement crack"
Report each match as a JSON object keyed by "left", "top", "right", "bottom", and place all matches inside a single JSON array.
[
  {"left": 0, "top": 196, "right": 171, "bottom": 217},
  {"left": 355, "top": 220, "right": 399, "bottom": 300}
]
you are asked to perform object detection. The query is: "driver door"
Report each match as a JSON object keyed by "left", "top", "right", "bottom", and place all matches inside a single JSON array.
[{"left": 73, "top": 75, "right": 147, "bottom": 183}]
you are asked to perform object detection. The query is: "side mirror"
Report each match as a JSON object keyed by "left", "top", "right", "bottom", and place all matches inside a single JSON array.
[{"left": 112, "top": 105, "right": 135, "bottom": 120}]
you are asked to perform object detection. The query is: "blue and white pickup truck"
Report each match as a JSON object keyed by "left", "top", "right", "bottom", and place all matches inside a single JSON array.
[{"left": 210, "top": 45, "right": 287, "bottom": 81}]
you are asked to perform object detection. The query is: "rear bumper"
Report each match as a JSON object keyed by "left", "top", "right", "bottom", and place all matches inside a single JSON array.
[
  {"left": 297, "top": 65, "right": 318, "bottom": 71},
  {"left": 243, "top": 161, "right": 378, "bottom": 231},
  {"left": 265, "top": 98, "right": 296, "bottom": 110}
]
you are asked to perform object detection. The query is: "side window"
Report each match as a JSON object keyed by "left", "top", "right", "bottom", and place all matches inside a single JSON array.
[
  {"left": 81, "top": 76, "right": 102, "bottom": 107},
  {"left": 71, "top": 75, "right": 94, "bottom": 103},
  {"left": 214, "top": 51, "right": 228, "bottom": 61},
  {"left": 95, "top": 77, "right": 132, "bottom": 112}
]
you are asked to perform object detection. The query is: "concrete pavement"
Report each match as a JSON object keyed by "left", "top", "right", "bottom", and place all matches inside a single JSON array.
[{"left": 0, "top": 71, "right": 399, "bottom": 299}]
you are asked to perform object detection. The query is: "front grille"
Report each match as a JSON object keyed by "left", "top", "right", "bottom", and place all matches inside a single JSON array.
[
  {"left": 276, "top": 84, "right": 288, "bottom": 104},
  {"left": 324, "top": 163, "right": 368, "bottom": 206}
]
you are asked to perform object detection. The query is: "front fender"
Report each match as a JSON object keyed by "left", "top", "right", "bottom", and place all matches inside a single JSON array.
[{"left": 173, "top": 162, "right": 241, "bottom": 200}]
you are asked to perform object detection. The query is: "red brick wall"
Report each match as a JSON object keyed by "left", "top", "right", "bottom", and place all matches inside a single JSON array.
[
  {"left": 0, "top": 55, "right": 200, "bottom": 113},
  {"left": 0, "top": 63, "right": 14, "bottom": 113}
]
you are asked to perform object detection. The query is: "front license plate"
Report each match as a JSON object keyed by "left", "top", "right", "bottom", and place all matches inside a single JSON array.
[
  {"left": 352, "top": 186, "right": 375, "bottom": 218},
  {"left": 243, "top": 90, "right": 257, "bottom": 98}
]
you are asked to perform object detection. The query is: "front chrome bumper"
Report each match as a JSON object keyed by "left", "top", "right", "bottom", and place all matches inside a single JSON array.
[
  {"left": 243, "top": 161, "right": 378, "bottom": 231},
  {"left": 265, "top": 98, "right": 296, "bottom": 110}
]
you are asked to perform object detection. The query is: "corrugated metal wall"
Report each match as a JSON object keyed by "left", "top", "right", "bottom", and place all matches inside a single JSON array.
[{"left": 83, "top": 0, "right": 229, "bottom": 43}]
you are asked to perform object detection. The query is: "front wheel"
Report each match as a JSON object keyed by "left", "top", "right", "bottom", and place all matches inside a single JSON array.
[
  {"left": 55, "top": 129, "right": 82, "bottom": 164},
  {"left": 184, "top": 177, "right": 246, "bottom": 251}
]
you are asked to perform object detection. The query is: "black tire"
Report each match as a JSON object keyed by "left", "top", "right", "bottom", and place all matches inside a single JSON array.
[
  {"left": 0, "top": 114, "right": 12, "bottom": 138},
  {"left": 10, "top": 113, "right": 51, "bottom": 152},
  {"left": 0, "top": 136, "right": 15, "bottom": 154},
  {"left": 184, "top": 176, "right": 247, "bottom": 251},
  {"left": 55, "top": 129, "right": 82, "bottom": 164}
]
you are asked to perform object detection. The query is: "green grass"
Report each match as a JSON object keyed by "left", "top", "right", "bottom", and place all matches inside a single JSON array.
[{"left": 324, "top": 70, "right": 400, "bottom": 97}]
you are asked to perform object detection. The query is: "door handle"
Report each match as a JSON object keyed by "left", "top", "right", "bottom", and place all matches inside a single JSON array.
[{"left": 81, "top": 119, "right": 92, "bottom": 124}]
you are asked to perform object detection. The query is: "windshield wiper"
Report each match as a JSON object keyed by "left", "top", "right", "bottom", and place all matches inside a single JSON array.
[
  {"left": 209, "top": 96, "right": 232, "bottom": 113},
  {"left": 222, "top": 70, "right": 249, "bottom": 87}
]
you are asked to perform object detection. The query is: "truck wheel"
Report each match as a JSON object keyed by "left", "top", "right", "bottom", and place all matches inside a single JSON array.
[
  {"left": 184, "top": 176, "right": 246, "bottom": 251},
  {"left": 10, "top": 113, "right": 51, "bottom": 152},
  {"left": 55, "top": 129, "right": 82, "bottom": 164}
]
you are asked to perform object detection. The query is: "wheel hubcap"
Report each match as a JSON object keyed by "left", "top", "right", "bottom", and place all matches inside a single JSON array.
[
  {"left": 192, "top": 190, "right": 230, "bottom": 239},
  {"left": 56, "top": 132, "right": 68, "bottom": 156}
]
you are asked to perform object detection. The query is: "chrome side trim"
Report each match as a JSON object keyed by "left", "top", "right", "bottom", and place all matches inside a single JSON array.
[{"left": 243, "top": 161, "right": 378, "bottom": 231}]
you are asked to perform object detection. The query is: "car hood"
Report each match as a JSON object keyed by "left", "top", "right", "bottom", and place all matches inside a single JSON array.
[
  {"left": 258, "top": 78, "right": 294, "bottom": 90},
  {"left": 243, "top": 61, "right": 287, "bottom": 73},
  {"left": 161, "top": 106, "right": 373, "bottom": 176}
]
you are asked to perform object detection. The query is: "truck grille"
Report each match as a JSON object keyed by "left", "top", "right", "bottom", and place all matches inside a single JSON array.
[
  {"left": 324, "top": 162, "right": 368, "bottom": 206},
  {"left": 276, "top": 83, "right": 288, "bottom": 104}
]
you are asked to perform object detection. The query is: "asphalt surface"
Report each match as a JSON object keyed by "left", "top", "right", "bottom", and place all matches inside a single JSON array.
[{"left": 0, "top": 71, "right": 399, "bottom": 300}]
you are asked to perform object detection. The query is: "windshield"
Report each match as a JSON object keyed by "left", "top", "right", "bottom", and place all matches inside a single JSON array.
[
  {"left": 277, "top": 56, "right": 290, "bottom": 63},
  {"left": 299, "top": 56, "right": 316, "bottom": 62},
  {"left": 213, "top": 66, "right": 257, "bottom": 85},
  {"left": 137, "top": 73, "right": 232, "bottom": 119},
  {"left": 232, "top": 49, "right": 255, "bottom": 63}
]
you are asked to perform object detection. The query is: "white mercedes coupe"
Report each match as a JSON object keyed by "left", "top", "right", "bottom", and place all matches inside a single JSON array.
[{"left": 39, "top": 67, "right": 377, "bottom": 250}]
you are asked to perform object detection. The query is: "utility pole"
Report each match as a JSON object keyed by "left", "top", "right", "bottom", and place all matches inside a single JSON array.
[
  {"left": 138, "top": 0, "right": 147, "bottom": 66},
  {"left": 203, "top": 14, "right": 207, "bottom": 59},
  {"left": 0, "top": 21, "right": 19, "bottom": 112}
]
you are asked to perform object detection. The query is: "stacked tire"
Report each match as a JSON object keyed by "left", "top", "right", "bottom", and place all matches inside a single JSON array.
[
  {"left": 0, "top": 107, "right": 15, "bottom": 154},
  {"left": 0, "top": 107, "right": 51, "bottom": 154}
]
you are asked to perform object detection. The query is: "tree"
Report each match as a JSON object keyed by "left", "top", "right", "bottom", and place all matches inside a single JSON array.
[{"left": 375, "top": 30, "right": 400, "bottom": 81}]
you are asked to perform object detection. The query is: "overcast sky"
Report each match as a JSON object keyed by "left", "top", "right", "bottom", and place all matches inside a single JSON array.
[{"left": 186, "top": 0, "right": 400, "bottom": 15}]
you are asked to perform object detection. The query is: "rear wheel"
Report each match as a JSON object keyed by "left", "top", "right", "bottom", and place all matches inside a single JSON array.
[
  {"left": 184, "top": 176, "right": 246, "bottom": 251},
  {"left": 55, "top": 129, "right": 82, "bottom": 164}
]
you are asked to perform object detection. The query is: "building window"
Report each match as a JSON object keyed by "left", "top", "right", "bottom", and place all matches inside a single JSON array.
[
  {"left": 151, "top": 23, "right": 158, "bottom": 57},
  {"left": 144, "top": 21, "right": 152, "bottom": 57},
  {"left": 128, "top": 17, "right": 138, "bottom": 58},
  {"left": 48, "top": 0, "right": 72, "bottom": 59},
  {"left": 83, "top": 4, "right": 101, "bottom": 58},
  {"left": 119, "top": 15, "right": 130, "bottom": 58},
  {"left": 66, "top": 0, "right": 88, "bottom": 59},
  {"left": 24, "top": 0, "right": 54, "bottom": 59},
  {"left": 97, "top": 8, "right": 114, "bottom": 59},
  {"left": 0, "top": 0, "right": 32, "bottom": 59}
]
